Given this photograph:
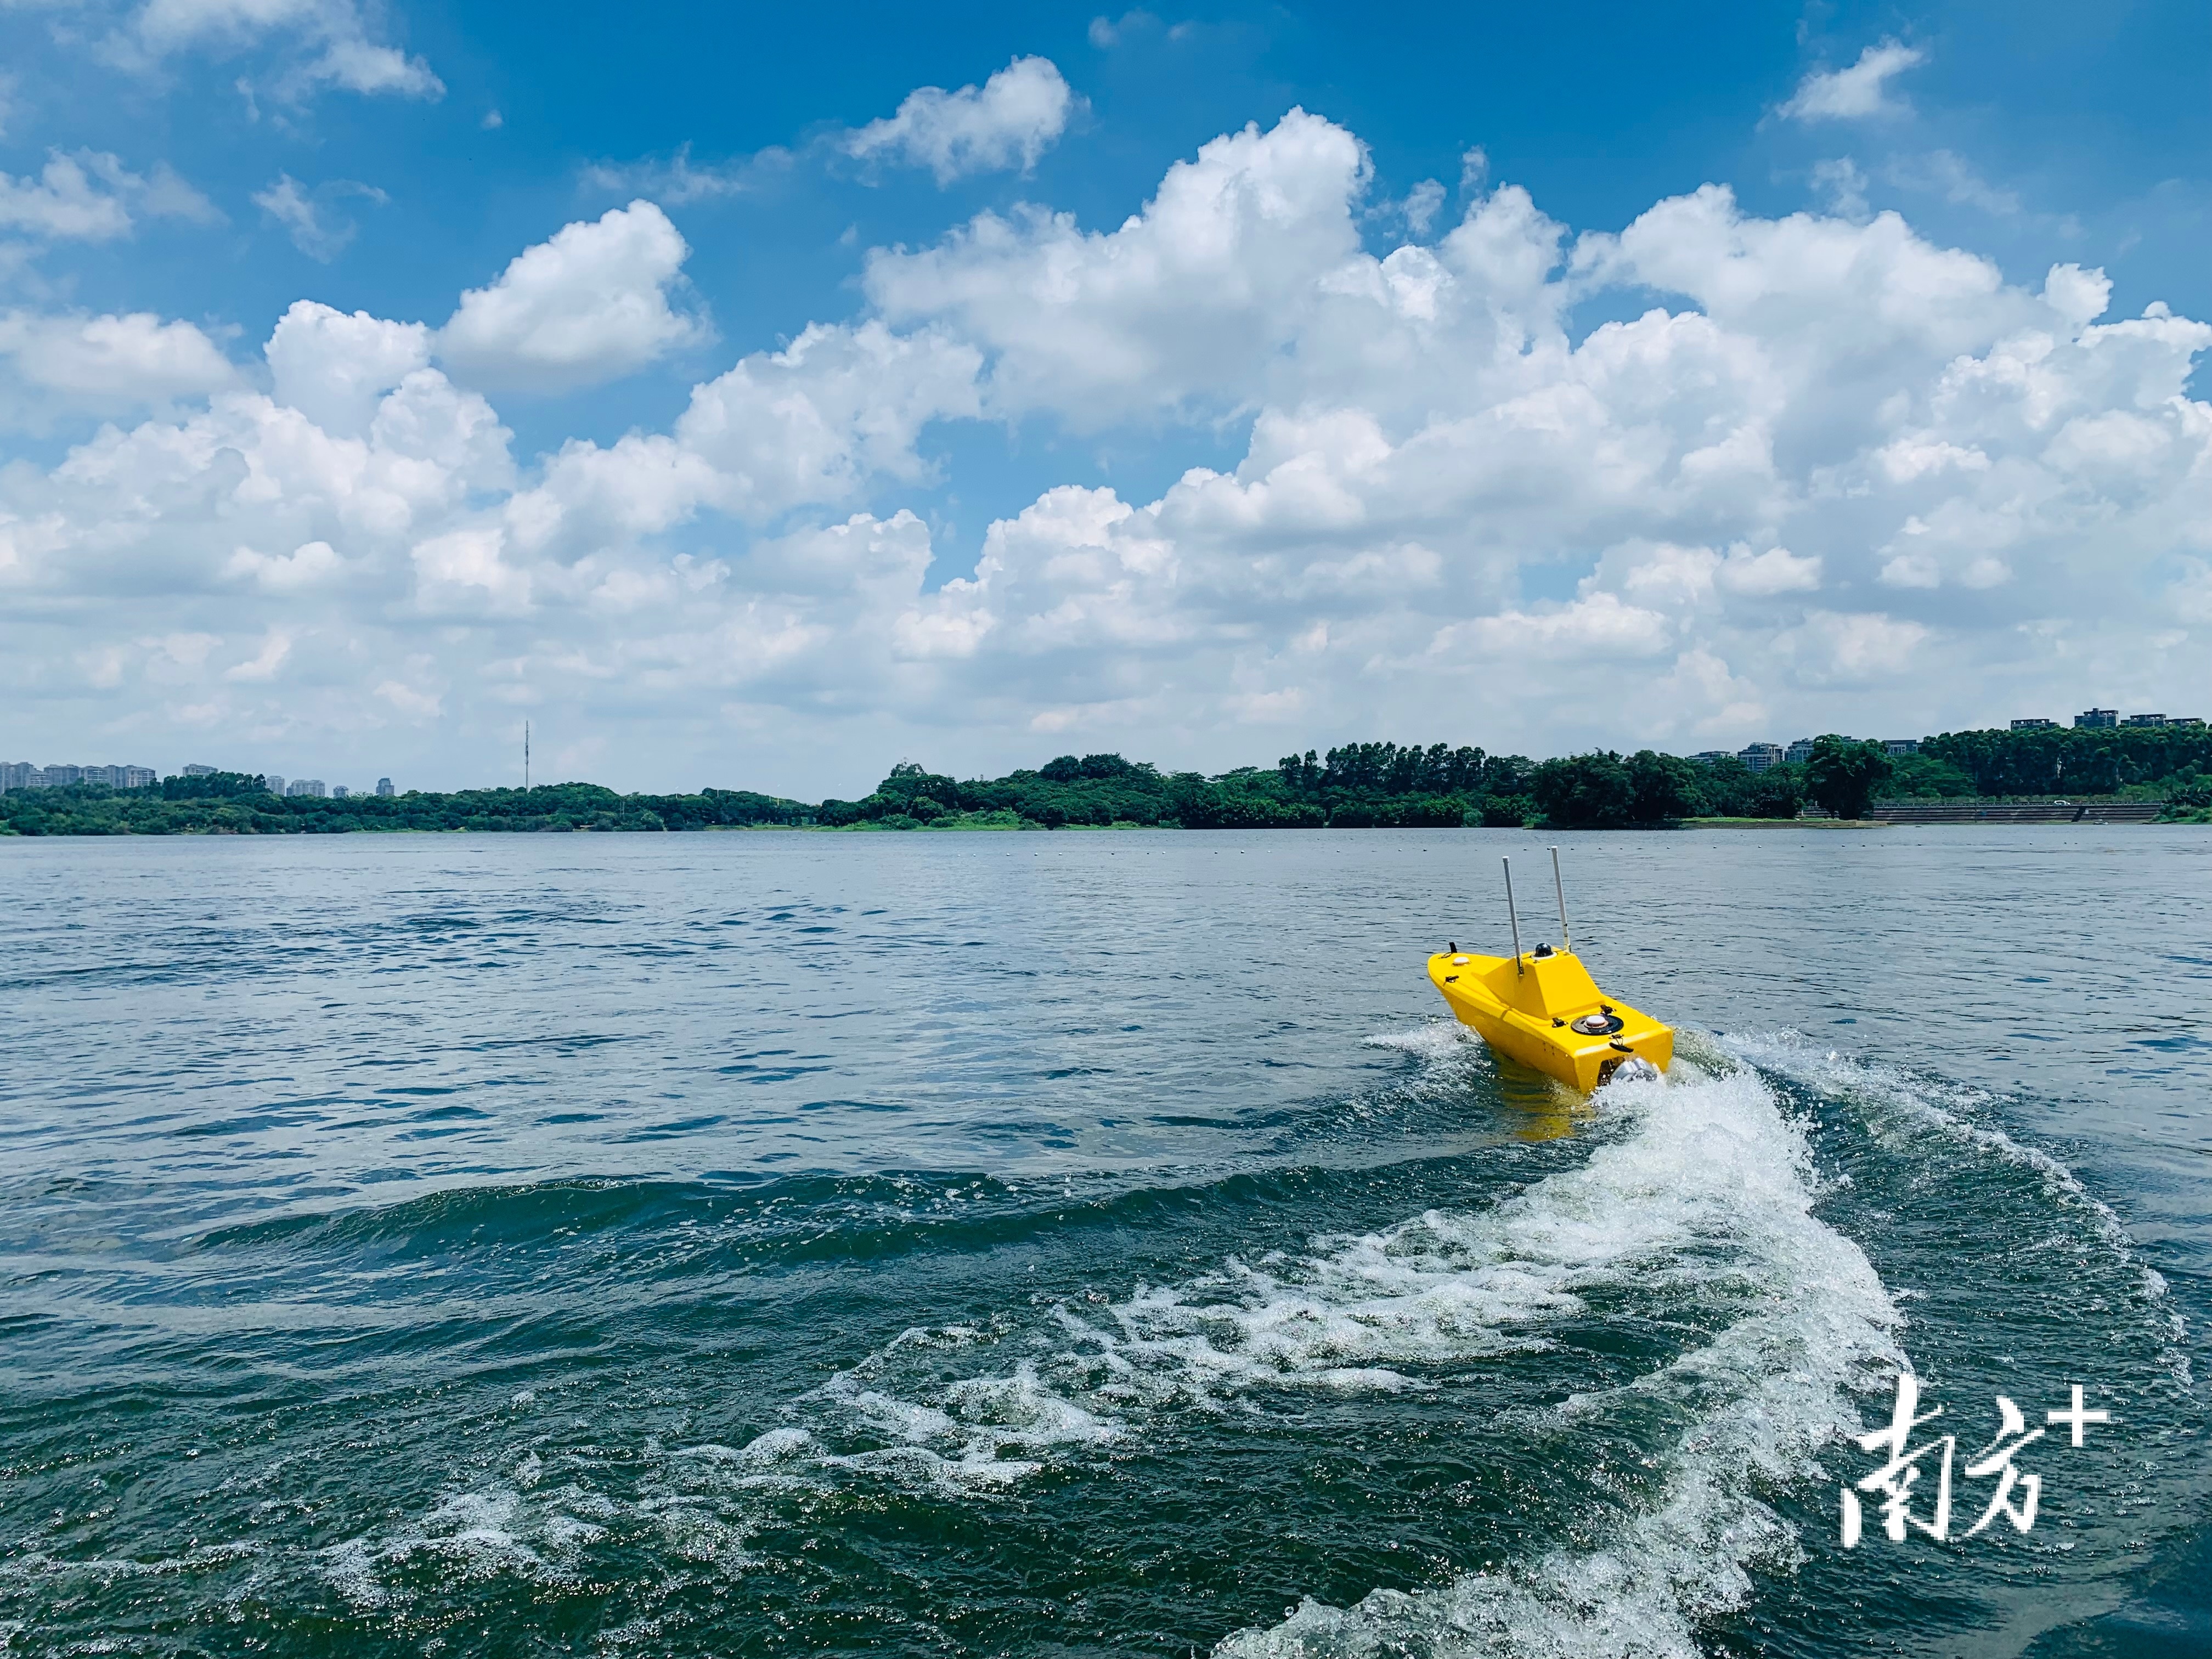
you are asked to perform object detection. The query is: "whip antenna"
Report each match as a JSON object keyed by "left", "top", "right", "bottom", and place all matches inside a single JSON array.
[
  {"left": 1550, "top": 845, "right": 1571, "bottom": 953},
  {"left": 1503, "top": 856, "right": 1524, "bottom": 974}
]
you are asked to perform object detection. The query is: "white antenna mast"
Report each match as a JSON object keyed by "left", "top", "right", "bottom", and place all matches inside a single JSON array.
[
  {"left": 524, "top": 721, "right": 530, "bottom": 791},
  {"left": 1550, "top": 845, "right": 1572, "bottom": 953},
  {"left": 1502, "top": 856, "right": 1524, "bottom": 975}
]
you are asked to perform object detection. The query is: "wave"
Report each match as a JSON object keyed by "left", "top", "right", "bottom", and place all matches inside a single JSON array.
[
  {"left": 641, "top": 1058, "right": 1894, "bottom": 1658},
  {"left": 1720, "top": 1030, "right": 2192, "bottom": 1388},
  {"left": 289, "top": 1031, "right": 2187, "bottom": 1653},
  {"left": 306, "top": 1054, "right": 1903, "bottom": 1638},
  {"left": 1204, "top": 1057, "right": 1901, "bottom": 1657},
  {"left": 1209, "top": 1031, "right": 2210, "bottom": 1659}
]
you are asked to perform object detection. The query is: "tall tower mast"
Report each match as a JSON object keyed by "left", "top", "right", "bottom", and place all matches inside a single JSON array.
[{"left": 524, "top": 721, "right": 531, "bottom": 791}]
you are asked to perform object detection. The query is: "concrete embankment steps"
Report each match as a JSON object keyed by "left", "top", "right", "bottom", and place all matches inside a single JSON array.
[{"left": 1869, "top": 801, "right": 2167, "bottom": 825}]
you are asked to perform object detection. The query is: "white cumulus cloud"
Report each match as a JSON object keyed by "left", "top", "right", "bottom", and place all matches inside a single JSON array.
[
  {"left": 224, "top": 538, "right": 344, "bottom": 592},
  {"left": 0, "top": 308, "right": 236, "bottom": 430},
  {"left": 866, "top": 108, "right": 1374, "bottom": 422},
  {"left": 842, "top": 56, "right": 1078, "bottom": 184},
  {"left": 264, "top": 301, "right": 433, "bottom": 436},
  {"left": 437, "top": 201, "right": 707, "bottom": 394}
]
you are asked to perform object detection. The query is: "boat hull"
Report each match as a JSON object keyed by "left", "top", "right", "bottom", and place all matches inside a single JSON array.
[{"left": 1427, "top": 949, "right": 1672, "bottom": 1093}]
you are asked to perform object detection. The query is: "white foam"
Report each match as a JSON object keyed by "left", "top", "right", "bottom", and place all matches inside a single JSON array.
[
  {"left": 1058, "top": 1066, "right": 1845, "bottom": 1410},
  {"left": 0, "top": 1541, "right": 263, "bottom": 1590},
  {"left": 809, "top": 1359, "right": 1125, "bottom": 1494},
  {"left": 317, "top": 1537, "right": 388, "bottom": 1611},
  {"left": 314, "top": 1481, "right": 612, "bottom": 1610},
  {"left": 1363, "top": 1020, "right": 1486, "bottom": 1068},
  {"left": 1212, "top": 1060, "right": 1904, "bottom": 1659},
  {"left": 734, "top": 1425, "right": 818, "bottom": 1464}
]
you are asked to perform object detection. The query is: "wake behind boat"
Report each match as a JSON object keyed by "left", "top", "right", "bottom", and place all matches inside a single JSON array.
[{"left": 1428, "top": 849, "right": 1672, "bottom": 1092}]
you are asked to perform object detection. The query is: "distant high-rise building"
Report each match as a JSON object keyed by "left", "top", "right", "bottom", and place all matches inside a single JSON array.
[
  {"left": 1739, "top": 742, "right": 1786, "bottom": 773},
  {"left": 1686, "top": 751, "right": 1730, "bottom": 766},
  {"left": 2169, "top": 716, "right": 2207, "bottom": 729},
  {"left": 264, "top": 775, "right": 285, "bottom": 797},
  {"left": 285, "top": 778, "right": 328, "bottom": 798},
  {"left": 2010, "top": 718, "right": 2058, "bottom": 730},
  {"left": 1882, "top": 739, "right": 1919, "bottom": 757},
  {"left": 375, "top": 777, "right": 394, "bottom": 796},
  {"left": 181, "top": 763, "right": 217, "bottom": 777},
  {"left": 2120, "top": 714, "right": 2166, "bottom": 727},
  {"left": 331, "top": 785, "right": 351, "bottom": 799},
  {"left": 5, "top": 762, "right": 153, "bottom": 792},
  {"left": 1784, "top": 738, "right": 1816, "bottom": 765},
  {"left": 2074, "top": 708, "right": 2118, "bottom": 729}
]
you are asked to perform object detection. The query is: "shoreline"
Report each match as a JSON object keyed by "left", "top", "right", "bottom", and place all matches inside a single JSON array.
[
  {"left": 16, "top": 816, "right": 2208, "bottom": 840},
  {"left": 1679, "top": 816, "right": 1888, "bottom": 829}
]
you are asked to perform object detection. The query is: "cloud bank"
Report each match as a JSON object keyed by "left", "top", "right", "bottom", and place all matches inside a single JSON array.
[{"left": 3, "top": 103, "right": 2207, "bottom": 793}]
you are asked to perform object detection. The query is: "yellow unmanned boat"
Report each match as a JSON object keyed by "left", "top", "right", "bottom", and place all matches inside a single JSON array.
[{"left": 1427, "top": 849, "right": 1672, "bottom": 1093}]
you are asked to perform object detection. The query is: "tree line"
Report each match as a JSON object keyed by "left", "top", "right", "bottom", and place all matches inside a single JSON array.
[
  {"left": 819, "top": 747, "right": 1531, "bottom": 831},
  {"left": 820, "top": 736, "right": 1918, "bottom": 831},
  {"left": 4, "top": 725, "right": 2205, "bottom": 837},
  {"left": 1922, "top": 724, "right": 2212, "bottom": 797},
  {"left": 0, "top": 774, "right": 808, "bottom": 837}
]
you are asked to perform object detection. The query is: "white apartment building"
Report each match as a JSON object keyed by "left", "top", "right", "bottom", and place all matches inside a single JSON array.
[
  {"left": 1739, "top": 742, "right": 1786, "bottom": 773},
  {"left": 1, "top": 763, "right": 157, "bottom": 791}
]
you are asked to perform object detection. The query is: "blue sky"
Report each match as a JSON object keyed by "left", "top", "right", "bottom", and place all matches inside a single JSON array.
[{"left": 3, "top": 0, "right": 2207, "bottom": 792}]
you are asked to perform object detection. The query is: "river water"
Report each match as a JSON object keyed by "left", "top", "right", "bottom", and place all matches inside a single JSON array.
[{"left": 3, "top": 827, "right": 2207, "bottom": 1657}]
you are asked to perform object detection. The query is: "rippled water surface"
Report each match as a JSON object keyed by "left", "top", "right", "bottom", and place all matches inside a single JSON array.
[{"left": 4, "top": 827, "right": 2209, "bottom": 1657}]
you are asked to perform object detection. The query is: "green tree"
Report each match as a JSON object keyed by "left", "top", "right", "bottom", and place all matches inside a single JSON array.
[
  {"left": 1921, "top": 724, "right": 2212, "bottom": 798},
  {"left": 1531, "top": 753, "right": 1635, "bottom": 829},
  {"left": 160, "top": 770, "right": 268, "bottom": 800},
  {"left": 1624, "top": 750, "right": 1701, "bottom": 822},
  {"left": 1481, "top": 754, "right": 1533, "bottom": 799},
  {"left": 1688, "top": 755, "right": 1753, "bottom": 816},
  {"left": 1805, "top": 736, "right": 1891, "bottom": 819},
  {"left": 1884, "top": 753, "right": 1976, "bottom": 798},
  {"left": 1748, "top": 765, "right": 1805, "bottom": 819}
]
